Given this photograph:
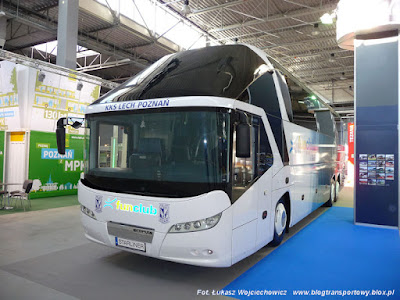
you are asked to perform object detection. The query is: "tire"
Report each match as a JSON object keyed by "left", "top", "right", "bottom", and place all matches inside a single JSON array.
[
  {"left": 270, "top": 199, "right": 288, "bottom": 246},
  {"left": 334, "top": 179, "right": 340, "bottom": 202},
  {"left": 324, "top": 180, "right": 335, "bottom": 207}
]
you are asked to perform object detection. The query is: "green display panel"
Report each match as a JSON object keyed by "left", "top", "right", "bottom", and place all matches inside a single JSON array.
[{"left": 29, "top": 131, "right": 84, "bottom": 198}]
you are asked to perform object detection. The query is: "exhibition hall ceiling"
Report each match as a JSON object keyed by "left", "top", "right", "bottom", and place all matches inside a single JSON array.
[{"left": 0, "top": 0, "right": 353, "bottom": 115}]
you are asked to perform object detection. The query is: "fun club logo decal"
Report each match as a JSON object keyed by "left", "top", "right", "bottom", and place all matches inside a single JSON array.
[{"left": 94, "top": 195, "right": 170, "bottom": 223}]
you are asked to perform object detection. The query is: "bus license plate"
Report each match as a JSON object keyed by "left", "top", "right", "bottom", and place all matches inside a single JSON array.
[{"left": 115, "top": 237, "right": 146, "bottom": 252}]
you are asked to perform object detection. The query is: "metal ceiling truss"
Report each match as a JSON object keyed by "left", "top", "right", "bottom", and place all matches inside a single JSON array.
[
  {"left": 207, "top": 3, "right": 335, "bottom": 33},
  {"left": 76, "top": 55, "right": 133, "bottom": 72},
  {"left": 1, "top": 2, "right": 150, "bottom": 70},
  {"left": 0, "top": 48, "right": 118, "bottom": 89},
  {"left": 187, "top": 0, "right": 250, "bottom": 17},
  {"left": 1, "top": 0, "right": 351, "bottom": 103}
]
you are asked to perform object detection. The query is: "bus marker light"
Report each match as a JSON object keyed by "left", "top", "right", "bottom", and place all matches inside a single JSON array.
[
  {"left": 202, "top": 249, "right": 213, "bottom": 256},
  {"left": 81, "top": 205, "right": 97, "bottom": 220}
]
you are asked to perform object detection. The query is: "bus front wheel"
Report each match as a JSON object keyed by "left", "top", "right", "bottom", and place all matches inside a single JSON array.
[{"left": 271, "top": 199, "right": 287, "bottom": 246}]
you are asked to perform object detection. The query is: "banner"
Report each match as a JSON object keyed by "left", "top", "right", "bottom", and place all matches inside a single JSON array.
[
  {"left": 348, "top": 122, "right": 354, "bottom": 165},
  {"left": 28, "top": 131, "right": 84, "bottom": 198},
  {"left": 0, "top": 131, "right": 4, "bottom": 183},
  {"left": 0, "top": 61, "right": 20, "bottom": 130},
  {"left": 30, "top": 70, "right": 100, "bottom": 134}
]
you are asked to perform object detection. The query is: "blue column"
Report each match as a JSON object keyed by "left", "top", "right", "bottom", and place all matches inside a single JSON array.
[{"left": 354, "top": 34, "right": 399, "bottom": 227}]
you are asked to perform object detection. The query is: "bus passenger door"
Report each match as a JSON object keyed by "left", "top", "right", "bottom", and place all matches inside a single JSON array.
[{"left": 254, "top": 117, "right": 275, "bottom": 248}]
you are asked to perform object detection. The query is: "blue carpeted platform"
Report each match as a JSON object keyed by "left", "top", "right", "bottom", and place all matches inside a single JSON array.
[{"left": 224, "top": 207, "right": 400, "bottom": 299}]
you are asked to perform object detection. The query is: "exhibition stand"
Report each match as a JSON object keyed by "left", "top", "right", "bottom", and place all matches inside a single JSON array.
[{"left": 337, "top": 0, "right": 400, "bottom": 229}]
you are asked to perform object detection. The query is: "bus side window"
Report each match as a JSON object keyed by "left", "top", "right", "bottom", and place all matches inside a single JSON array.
[
  {"left": 233, "top": 118, "right": 256, "bottom": 201},
  {"left": 232, "top": 116, "right": 273, "bottom": 202},
  {"left": 258, "top": 118, "right": 274, "bottom": 175},
  {"left": 292, "top": 99, "right": 318, "bottom": 131}
]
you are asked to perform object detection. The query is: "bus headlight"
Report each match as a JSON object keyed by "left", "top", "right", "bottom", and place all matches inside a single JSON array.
[
  {"left": 168, "top": 213, "right": 222, "bottom": 233},
  {"left": 81, "top": 205, "right": 97, "bottom": 220}
]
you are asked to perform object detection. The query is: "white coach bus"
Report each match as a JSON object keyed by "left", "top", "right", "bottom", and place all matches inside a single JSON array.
[{"left": 57, "top": 44, "right": 341, "bottom": 267}]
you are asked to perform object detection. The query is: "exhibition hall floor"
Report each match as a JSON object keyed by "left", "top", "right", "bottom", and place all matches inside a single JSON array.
[
  {"left": 0, "top": 188, "right": 399, "bottom": 300},
  {"left": 0, "top": 195, "right": 78, "bottom": 215}
]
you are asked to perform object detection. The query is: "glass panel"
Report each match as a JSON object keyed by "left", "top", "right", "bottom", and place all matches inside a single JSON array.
[
  {"left": 232, "top": 116, "right": 273, "bottom": 201},
  {"left": 84, "top": 109, "right": 230, "bottom": 197},
  {"left": 92, "top": 45, "right": 265, "bottom": 103},
  {"left": 232, "top": 117, "right": 258, "bottom": 201},
  {"left": 257, "top": 118, "right": 274, "bottom": 174},
  {"left": 97, "top": 124, "right": 128, "bottom": 168}
]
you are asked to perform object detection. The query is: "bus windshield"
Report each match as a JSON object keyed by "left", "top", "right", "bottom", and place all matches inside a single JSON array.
[{"left": 84, "top": 108, "right": 231, "bottom": 197}]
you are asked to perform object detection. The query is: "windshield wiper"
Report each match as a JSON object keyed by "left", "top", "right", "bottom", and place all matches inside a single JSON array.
[{"left": 138, "top": 58, "right": 180, "bottom": 99}]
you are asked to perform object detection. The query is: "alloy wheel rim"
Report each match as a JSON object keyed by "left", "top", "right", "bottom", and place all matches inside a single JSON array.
[{"left": 275, "top": 203, "right": 287, "bottom": 236}]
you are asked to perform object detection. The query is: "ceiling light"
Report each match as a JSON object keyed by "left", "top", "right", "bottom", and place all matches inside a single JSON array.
[
  {"left": 181, "top": 0, "right": 191, "bottom": 16},
  {"left": 329, "top": 53, "right": 335, "bottom": 62},
  {"left": 320, "top": 12, "right": 335, "bottom": 24},
  {"left": 311, "top": 23, "right": 320, "bottom": 36},
  {"left": 340, "top": 72, "right": 346, "bottom": 80}
]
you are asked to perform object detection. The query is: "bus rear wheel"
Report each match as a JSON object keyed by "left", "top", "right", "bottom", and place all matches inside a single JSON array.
[
  {"left": 334, "top": 179, "right": 340, "bottom": 202},
  {"left": 324, "top": 180, "right": 335, "bottom": 207},
  {"left": 271, "top": 199, "right": 287, "bottom": 246}
]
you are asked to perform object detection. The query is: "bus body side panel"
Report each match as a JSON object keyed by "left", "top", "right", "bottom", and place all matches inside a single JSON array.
[
  {"left": 230, "top": 102, "right": 283, "bottom": 264},
  {"left": 231, "top": 184, "right": 258, "bottom": 265},
  {"left": 283, "top": 121, "right": 335, "bottom": 226},
  {"left": 78, "top": 181, "right": 233, "bottom": 267},
  {"left": 255, "top": 167, "right": 273, "bottom": 251}
]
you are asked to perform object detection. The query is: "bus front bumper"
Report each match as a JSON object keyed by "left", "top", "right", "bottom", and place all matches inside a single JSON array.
[{"left": 80, "top": 211, "right": 233, "bottom": 267}]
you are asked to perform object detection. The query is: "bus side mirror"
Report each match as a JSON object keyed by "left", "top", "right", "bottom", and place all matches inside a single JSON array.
[
  {"left": 56, "top": 118, "right": 67, "bottom": 155},
  {"left": 236, "top": 123, "right": 250, "bottom": 158}
]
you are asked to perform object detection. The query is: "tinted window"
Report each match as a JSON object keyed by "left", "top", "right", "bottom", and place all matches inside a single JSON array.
[
  {"left": 257, "top": 117, "right": 274, "bottom": 175},
  {"left": 232, "top": 115, "right": 273, "bottom": 202},
  {"left": 93, "top": 45, "right": 264, "bottom": 103},
  {"left": 247, "top": 73, "right": 286, "bottom": 162},
  {"left": 315, "top": 110, "right": 335, "bottom": 138},
  {"left": 292, "top": 98, "right": 318, "bottom": 131},
  {"left": 84, "top": 108, "right": 231, "bottom": 197},
  {"left": 276, "top": 71, "right": 293, "bottom": 122}
]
